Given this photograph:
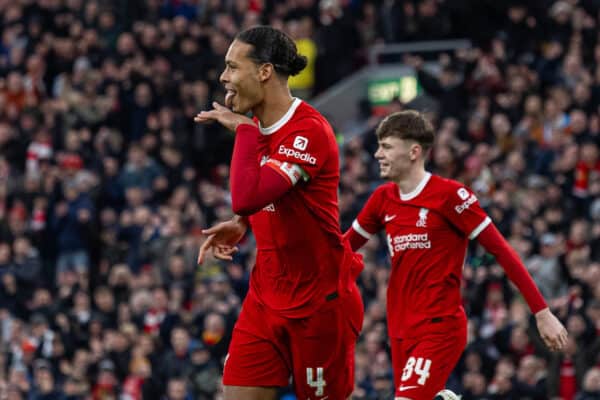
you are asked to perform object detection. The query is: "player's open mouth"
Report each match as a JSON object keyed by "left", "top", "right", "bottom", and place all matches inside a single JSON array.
[{"left": 225, "top": 89, "right": 237, "bottom": 107}]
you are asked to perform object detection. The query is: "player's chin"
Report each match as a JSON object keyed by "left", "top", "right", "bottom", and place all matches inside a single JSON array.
[
  {"left": 231, "top": 101, "right": 250, "bottom": 115},
  {"left": 380, "top": 170, "right": 397, "bottom": 181}
]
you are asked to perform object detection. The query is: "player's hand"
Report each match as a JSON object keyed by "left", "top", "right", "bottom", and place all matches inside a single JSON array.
[
  {"left": 535, "top": 307, "right": 568, "bottom": 351},
  {"left": 197, "top": 216, "right": 248, "bottom": 264},
  {"left": 193, "top": 102, "right": 255, "bottom": 132}
]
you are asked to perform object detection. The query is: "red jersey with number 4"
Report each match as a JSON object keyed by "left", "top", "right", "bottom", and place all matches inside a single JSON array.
[
  {"left": 352, "top": 173, "right": 491, "bottom": 338},
  {"left": 248, "top": 98, "right": 351, "bottom": 318}
]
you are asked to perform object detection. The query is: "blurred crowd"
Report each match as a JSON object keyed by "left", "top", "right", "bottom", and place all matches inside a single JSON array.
[{"left": 0, "top": 0, "right": 598, "bottom": 399}]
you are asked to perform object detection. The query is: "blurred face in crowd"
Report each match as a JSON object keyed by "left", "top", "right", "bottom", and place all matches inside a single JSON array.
[
  {"left": 581, "top": 142, "right": 599, "bottom": 165},
  {"left": 94, "top": 287, "right": 114, "bottom": 312},
  {"left": 167, "top": 379, "right": 187, "bottom": 400},
  {"left": 115, "top": 32, "right": 137, "bottom": 57},
  {"left": 570, "top": 110, "right": 587, "bottom": 133},
  {"left": 138, "top": 334, "right": 155, "bottom": 356},
  {"left": 544, "top": 98, "right": 559, "bottom": 119},
  {"left": 64, "top": 184, "right": 79, "bottom": 201},
  {"left": 567, "top": 313, "right": 587, "bottom": 337},
  {"left": 495, "top": 357, "right": 516, "bottom": 381},
  {"left": 134, "top": 83, "right": 152, "bottom": 107},
  {"left": 569, "top": 220, "right": 589, "bottom": 246},
  {"left": 220, "top": 40, "right": 267, "bottom": 114},
  {"left": 34, "top": 367, "right": 54, "bottom": 391},
  {"left": 491, "top": 113, "right": 511, "bottom": 137},
  {"left": 0, "top": 242, "right": 11, "bottom": 264},
  {"left": 168, "top": 256, "right": 185, "bottom": 278},
  {"left": 524, "top": 95, "right": 542, "bottom": 116},
  {"left": 127, "top": 146, "right": 145, "bottom": 166},
  {"left": 510, "top": 326, "right": 530, "bottom": 351},
  {"left": 517, "top": 355, "right": 540, "bottom": 384},
  {"left": 574, "top": 82, "right": 591, "bottom": 104},
  {"left": 13, "top": 237, "right": 30, "bottom": 258},
  {"left": 583, "top": 367, "right": 600, "bottom": 391},
  {"left": 33, "top": 288, "right": 52, "bottom": 307},
  {"left": 204, "top": 312, "right": 225, "bottom": 336},
  {"left": 508, "top": 5, "right": 526, "bottom": 22},
  {"left": 153, "top": 288, "right": 168, "bottom": 309},
  {"left": 439, "top": 68, "right": 456, "bottom": 87},
  {"left": 6, "top": 72, "right": 23, "bottom": 93},
  {"left": 171, "top": 328, "right": 190, "bottom": 355}
]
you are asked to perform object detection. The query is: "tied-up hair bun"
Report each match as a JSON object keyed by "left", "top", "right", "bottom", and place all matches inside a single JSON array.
[{"left": 237, "top": 26, "right": 308, "bottom": 77}]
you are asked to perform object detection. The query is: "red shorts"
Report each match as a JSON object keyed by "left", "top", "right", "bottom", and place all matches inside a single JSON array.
[
  {"left": 223, "top": 284, "right": 363, "bottom": 399},
  {"left": 391, "top": 317, "right": 467, "bottom": 399}
]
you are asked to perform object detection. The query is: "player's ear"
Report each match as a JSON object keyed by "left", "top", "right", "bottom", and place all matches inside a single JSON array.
[
  {"left": 409, "top": 143, "right": 421, "bottom": 161},
  {"left": 258, "top": 63, "right": 274, "bottom": 82}
]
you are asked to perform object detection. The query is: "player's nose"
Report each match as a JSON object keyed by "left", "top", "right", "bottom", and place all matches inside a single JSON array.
[{"left": 219, "top": 69, "right": 229, "bottom": 84}]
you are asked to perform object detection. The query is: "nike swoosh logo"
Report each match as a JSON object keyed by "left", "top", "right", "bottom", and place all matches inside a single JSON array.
[
  {"left": 398, "top": 385, "right": 419, "bottom": 391},
  {"left": 384, "top": 214, "right": 396, "bottom": 222}
]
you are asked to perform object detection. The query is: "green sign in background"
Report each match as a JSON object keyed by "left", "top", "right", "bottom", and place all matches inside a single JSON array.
[{"left": 367, "top": 76, "right": 421, "bottom": 106}]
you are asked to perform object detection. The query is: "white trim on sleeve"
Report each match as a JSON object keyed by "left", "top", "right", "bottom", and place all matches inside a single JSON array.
[
  {"left": 352, "top": 220, "right": 374, "bottom": 240},
  {"left": 469, "top": 216, "right": 492, "bottom": 240}
]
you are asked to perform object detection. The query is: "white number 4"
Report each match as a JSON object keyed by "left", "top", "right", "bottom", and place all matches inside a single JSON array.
[
  {"left": 401, "top": 357, "right": 432, "bottom": 385},
  {"left": 306, "top": 367, "right": 326, "bottom": 396}
]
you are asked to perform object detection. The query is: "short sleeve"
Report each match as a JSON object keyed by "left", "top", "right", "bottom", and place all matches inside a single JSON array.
[
  {"left": 440, "top": 185, "right": 491, "bottom": 240},
  {"left": 352, "top": 187, "right": 385, "bottom": 240},
  {"left": 268, "top": 118, "right": 333, "bottom": 180}
]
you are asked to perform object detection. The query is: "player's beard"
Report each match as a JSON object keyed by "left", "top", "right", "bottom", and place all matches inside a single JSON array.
[{"left": 226, "top": 89, "right": 255, "bottom": 115}]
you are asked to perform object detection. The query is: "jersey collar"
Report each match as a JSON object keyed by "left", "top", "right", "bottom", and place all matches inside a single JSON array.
[
  {"left": 258, "top": 98, "right": 302, "bottom": 135},
  {"left": 399, "top": 172, "right": 432, "bottom": 201}
]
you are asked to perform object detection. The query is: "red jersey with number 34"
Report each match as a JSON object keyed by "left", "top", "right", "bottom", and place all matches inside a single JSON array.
[
  {"left": 352, "top": 173, "right": 491, "bottom": 338},
  {"left": 248, "top": 98, "right": 351, "bottom": 318}
]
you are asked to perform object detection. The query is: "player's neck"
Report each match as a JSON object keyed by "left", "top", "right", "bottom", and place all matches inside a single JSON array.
[
  {"left": 395, "top": 167, "right": 427, "bottom": 196},
  {"left": 253, "top": 87, "right": 295, "bottom": 128}
]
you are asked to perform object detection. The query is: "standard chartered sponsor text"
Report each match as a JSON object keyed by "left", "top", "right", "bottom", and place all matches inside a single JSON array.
[{"left": 392, "top": 233, "right": 431, "bottom": 251}]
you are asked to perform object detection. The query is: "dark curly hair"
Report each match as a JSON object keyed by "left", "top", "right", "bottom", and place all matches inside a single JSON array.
[{"left": 235, "top": 26, "right": 308, "bottom": 77}]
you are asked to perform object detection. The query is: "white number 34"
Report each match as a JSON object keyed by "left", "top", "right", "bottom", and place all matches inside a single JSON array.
[
  {"left": 401, "top": 357, "right": 432, "bottom": 385},
  {"left": 306, "top": 367, "right": 326, "bottom": 396}
]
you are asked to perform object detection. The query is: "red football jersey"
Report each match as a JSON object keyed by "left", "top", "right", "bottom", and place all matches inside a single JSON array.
[
  {"left": 248, "top": 98, "right": 347, "bottom": 318},
  {"left": 353, "top": 173, "right": 491, "bottom": 338}
]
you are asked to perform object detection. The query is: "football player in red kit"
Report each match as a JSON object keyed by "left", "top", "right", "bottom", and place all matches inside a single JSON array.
[
  {"left": 194, "top": 26, "right": 363, "bottom": 400},
  {"left": 343, "top": 110, "right": 568, "bottom": 399}
]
